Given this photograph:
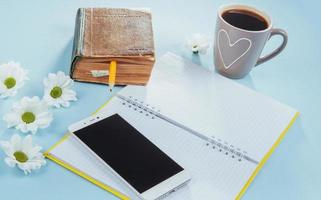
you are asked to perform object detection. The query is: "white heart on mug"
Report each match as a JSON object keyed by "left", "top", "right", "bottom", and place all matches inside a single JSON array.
[{"left": 217, "top": 29, "right": 252, "bottom": 69}]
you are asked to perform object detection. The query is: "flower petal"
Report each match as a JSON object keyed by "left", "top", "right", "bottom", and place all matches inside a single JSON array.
[
  {"left": 10, "top": 134, "right": 22, "bottom": 151},
  {"left": 22, "top": 135, "right": 33, "bottom": 152},
  {"left": 26, "top": 145, "right": 42, "bottom": 158},
  {"left": 0, "top": 140, "right": 14, "bottom": 156},
  {"left": 185, "top": 33, "right": 210, "bottom": 54},
  {"left": 3, "top": 112, "right": 20, "bottom": 128},
  {"left": 4, "top": 157, "right": 17, "bottom": 167}
]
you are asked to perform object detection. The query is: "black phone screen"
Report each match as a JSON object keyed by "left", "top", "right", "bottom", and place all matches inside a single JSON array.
[{"left": 73, "top": 114, "right": 183, "bottom": 193}]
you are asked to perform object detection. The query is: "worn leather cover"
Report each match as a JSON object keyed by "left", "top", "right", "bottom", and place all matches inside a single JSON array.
[{"left": 71, "top": 8, "right": 155, "bottom": 85}]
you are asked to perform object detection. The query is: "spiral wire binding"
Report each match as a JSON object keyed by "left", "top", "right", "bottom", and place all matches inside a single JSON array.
[{"left": 117, "top": 94, "right": 259, "bottom": 165}]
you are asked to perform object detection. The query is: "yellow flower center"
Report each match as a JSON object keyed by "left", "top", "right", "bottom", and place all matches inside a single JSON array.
[
  {"left": 14, "top": 151, "right": 28, "bottom": 163},
  {"left": 21, "top": 112, "right": 36, "bottom": 124},
  {"left": 4, "top": 77, "right": 16, "bottom": 89},
  {"left": 50, "top": 86, "right": 62, "bottom": 99}
]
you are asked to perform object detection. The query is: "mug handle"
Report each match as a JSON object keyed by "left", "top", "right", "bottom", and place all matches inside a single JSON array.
[{"left": 255, "top": 28, "right": 288, "bottom": 66}]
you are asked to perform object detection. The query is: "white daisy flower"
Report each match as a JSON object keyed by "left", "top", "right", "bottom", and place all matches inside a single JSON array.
[
  {"left": 0, "top": 61, "right": 28, "bottom": 99},
  {"left": 185, "top": 33, "right": 211, "bottom": 54},
  {"left": 0, "top": 134, "right": 46, "bottom": 174},
  {"left": 3, "top": 96, "right": 53, "bottom": 134},
  {"left": 43, "top": 71, "right": 77, "bottom": 108}
]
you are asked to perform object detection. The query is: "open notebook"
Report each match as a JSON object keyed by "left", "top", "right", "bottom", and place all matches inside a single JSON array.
[{"left": 44, "top": 52, "right": 299, "bottom": 200}]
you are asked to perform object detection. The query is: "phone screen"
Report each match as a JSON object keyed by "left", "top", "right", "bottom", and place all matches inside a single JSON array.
[{"left": 73, "top": 114, "right": 184, "bottom": 193}]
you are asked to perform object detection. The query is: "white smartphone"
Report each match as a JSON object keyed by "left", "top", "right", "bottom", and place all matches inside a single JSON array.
[{"left": 68, "top": 113, "right": 191, "bottom": 200}]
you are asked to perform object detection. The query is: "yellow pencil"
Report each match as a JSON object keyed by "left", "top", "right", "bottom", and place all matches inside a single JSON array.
[{"left": 109, "top": 61, "right": 117, "bottom": 92}]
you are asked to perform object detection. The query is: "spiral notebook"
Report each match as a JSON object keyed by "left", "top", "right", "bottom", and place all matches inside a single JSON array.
[{"left": 45, "top": 52, "right": 299, "bottom": 200}]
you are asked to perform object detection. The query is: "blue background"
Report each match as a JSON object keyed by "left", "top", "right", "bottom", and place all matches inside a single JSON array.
[{"left": 0, "top": 0, "right": 320, "bottom": 199}]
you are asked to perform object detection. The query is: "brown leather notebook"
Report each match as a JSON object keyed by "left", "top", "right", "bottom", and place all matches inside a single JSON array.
[{"left": 71, "top": 8, "right": 155, "bottom": 85}]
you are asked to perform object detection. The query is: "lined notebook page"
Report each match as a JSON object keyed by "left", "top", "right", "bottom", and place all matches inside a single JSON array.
[
  {"left": 97, "top": 97, "right": 257, "bottom": 199},
  {"left": 118, "top": 52, "right": 298, "bottom": 163}
]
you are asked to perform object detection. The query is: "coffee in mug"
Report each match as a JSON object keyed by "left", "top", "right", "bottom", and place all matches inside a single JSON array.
[
  {"left": 214, "top": 5, "right": 288, "bottom": 78},
  {"left": 222, "top": 9, "right": 268, "bottom": 31}
]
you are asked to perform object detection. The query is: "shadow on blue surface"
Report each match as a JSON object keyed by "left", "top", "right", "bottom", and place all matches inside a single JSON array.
[{"left": 49, "top": 38, "right": 74, "bottom": 74}]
